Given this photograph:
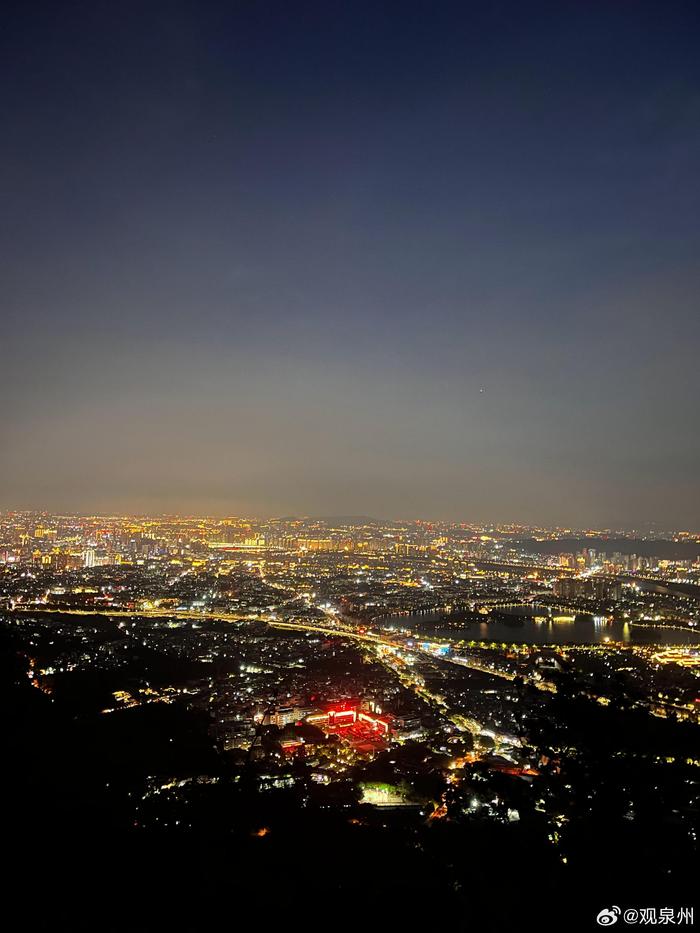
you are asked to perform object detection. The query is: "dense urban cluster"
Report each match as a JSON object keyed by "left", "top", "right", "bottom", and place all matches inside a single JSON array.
[{"left": 2, "top": 512, "right": 699, "bottom": 929}]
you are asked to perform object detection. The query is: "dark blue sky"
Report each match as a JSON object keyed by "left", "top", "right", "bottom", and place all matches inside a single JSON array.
[{"left": 2, "top": 1, "right": 699, "bottom": 527}]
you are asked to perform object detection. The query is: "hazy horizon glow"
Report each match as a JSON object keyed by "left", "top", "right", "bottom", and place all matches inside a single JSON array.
[{"left": 2, "top": 2, "right": 699, "bottom": 528}]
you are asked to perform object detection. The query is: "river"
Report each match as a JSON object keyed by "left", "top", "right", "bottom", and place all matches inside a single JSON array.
[{"left": 379, "top": 605, "right": 700, "bottom": 646}]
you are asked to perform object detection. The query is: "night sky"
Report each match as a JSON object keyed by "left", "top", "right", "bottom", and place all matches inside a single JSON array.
[{"left": 2, "top": 1, "right": 699, "bottom": 527}]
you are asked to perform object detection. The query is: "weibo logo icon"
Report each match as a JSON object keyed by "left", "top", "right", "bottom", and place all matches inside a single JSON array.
[{"left": 596, "top": 906, "right": 621, "bottom": 926}]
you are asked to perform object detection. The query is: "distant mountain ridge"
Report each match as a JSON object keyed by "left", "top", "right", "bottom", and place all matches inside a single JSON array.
[{"left": 274, "top": 515, "right": 391, "bottom": 526}]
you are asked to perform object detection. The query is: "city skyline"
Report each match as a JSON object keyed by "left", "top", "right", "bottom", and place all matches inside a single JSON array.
[
  {"left": 1, "top": 506, "right": 698, "bottom": 535},
  {"left": 4, "top": 506, "right": 699, "bottom": 931},
  {"left": 3, "top": 4, "right": 699, "bottom": 927}
]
